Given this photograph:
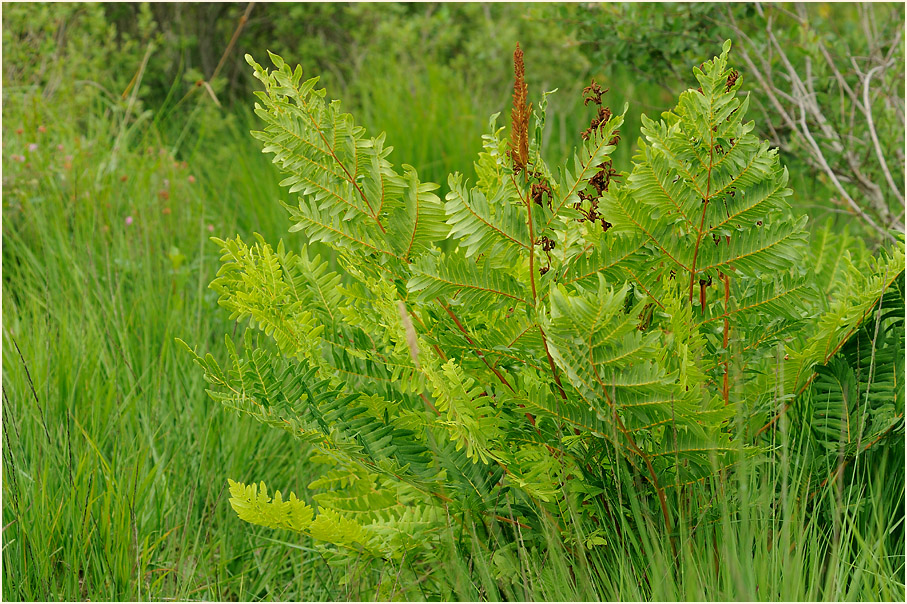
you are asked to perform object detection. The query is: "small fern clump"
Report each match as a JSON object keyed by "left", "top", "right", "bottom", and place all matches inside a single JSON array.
[{"left": 182, "top": 41, "right": 904, "bottom": 587}]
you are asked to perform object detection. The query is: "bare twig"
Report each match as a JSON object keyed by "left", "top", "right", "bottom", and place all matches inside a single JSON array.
[
  {"left": 727, "top": 4, "right": 902, "bottom": 240},
  {"left": 862, "top": 63, "right": 906, "bottom": 212},
  {"left": 795, "top": 101, "right": 894, "bottom": 241},
  {"left": 210, "top": 2, "right": 255, "bottom": 83}
]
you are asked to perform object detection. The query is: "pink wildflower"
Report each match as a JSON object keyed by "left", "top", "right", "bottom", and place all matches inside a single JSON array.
[
  {"left": 125, "top": 216, "right": 134, "bottom": 226},
  {"left": 207, "top": 224, "right": 214, "bottom": 232},
  {"left": 187, "top": 175, "right": 196, "bottom": 184},
  {"left": 27, "top": 143, "right": 38, "bottom": 152}
]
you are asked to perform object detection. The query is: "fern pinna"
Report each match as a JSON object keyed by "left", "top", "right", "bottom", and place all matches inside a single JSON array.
[{"left": 181, "top": 42, "right": 904, "bottom": 568}]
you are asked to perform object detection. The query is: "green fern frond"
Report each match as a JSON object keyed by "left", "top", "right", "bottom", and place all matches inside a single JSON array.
[
  {"left": 228, "top": 479, "right": 315, "bottom": 532},
  {"left": 545, "top": 276, "right": 735, "bottom": 481},
  {"left": 790, "top": 270, "right": 904, "bottom": 465},
  {"left": 408, "top": 250, "right": 531, "bottom": 309},
  {"left": 444, "top": 172, "right": 530, "bottom": 266},
  {"left": 785, "top": 239, "right": 905, "bottom": 395},
  {"left": 386, "top": 167, "right": 450, "bottom": 260},
  {"left": 605, "top": 41, "right": 808, "bottom": 322},
  {"left": 245, "top": 52, "right": 444, "bottom": 270},
  {"left": 427, "top": 359, "right": 506, "bottom": 464},
  {"left": 210, "top": 236, "right": 324, "bottom": 358}
]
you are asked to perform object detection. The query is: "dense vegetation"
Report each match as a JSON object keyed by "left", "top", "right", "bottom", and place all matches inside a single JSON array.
[{"left": 3, "top": 3, "right": 904, "bottom": 601}]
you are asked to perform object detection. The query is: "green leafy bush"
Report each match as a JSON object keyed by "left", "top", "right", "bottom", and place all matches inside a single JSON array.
[{"left": 183, "top": 41, "right": 903, "bottom": 584}]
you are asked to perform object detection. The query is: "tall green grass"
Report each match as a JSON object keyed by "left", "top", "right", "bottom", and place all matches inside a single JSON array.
[
  {"left": 1, "top": 80, "right": 325, "bottom": 599},
  {"left": 426, "top": 441, "right": 904, "bottom": 601}
]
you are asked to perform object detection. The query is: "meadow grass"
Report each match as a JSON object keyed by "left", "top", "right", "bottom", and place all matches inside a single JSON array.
[
  {"left": 2, "top": 49, "right": 904, "bottom": 601},
  {"left": 2, "top": 82, "right": 325, "bottom": 600}
]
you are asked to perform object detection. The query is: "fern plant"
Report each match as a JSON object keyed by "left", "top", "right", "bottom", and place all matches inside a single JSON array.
[{"left": 182, "top": 41, "right": 904, "bottom": 572}]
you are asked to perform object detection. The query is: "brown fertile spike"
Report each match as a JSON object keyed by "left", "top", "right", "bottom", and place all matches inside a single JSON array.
[
  {"left": 521, "top": 102, "right": 531, "bottom": 169},
  {"left": 510, "top": 43, "right": 530, "bottom": 172}
]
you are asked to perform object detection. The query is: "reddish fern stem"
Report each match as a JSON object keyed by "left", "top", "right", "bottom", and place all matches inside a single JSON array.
[
  {"left": 438, "top": 302, "right": 515, "bottom": 393},
  {"left": 610, "top": 400, "right": 676, "bottom": 557},
  {"left": 524, "top": 182, "right": 538, "bottom": 303},
  {"left": 540, "top": 327, "right": 569, "bottom": 403},
  {"left": 688, "top": 122, "right": 716, "bottom": 304},
  {"left": 407, "top": 306, "right": 449, "bottom": 364}
]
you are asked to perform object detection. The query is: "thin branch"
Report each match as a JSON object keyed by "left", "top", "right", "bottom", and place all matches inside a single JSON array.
[
  {"left": 795, "top": 100, "right": 895, "bottom": 241},
  {"left": 725, "top": 10, "right": 800, "bottom": 136},
  {"left": 210, "top": 2, "right": 255, "bottom": 83},
  {"left": 862, "top": 63, "right": 906, "bottom": 212}
]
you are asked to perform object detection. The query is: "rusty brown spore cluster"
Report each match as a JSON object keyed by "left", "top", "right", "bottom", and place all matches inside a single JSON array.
[
  {"left": 538, "top": 234, "right": 556, "bottom": 275},
  {"left": 580, "top": 79, "right": 620, "bottom": 146},
  {"left": 530, "top": 179, "right": 551, "bottom": 208},
  {"left": 573, "top": 78, "right": 621, "bottom": 234}
]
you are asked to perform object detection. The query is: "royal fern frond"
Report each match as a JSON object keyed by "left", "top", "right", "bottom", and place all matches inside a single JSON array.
[{"left": 185, "top": 45, "right": 905, "bottom": 569}]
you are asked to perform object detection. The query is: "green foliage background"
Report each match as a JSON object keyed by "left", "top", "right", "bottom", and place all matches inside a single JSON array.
[{"left": 2, "top": 3, "right": 904, "bottom": 601}]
